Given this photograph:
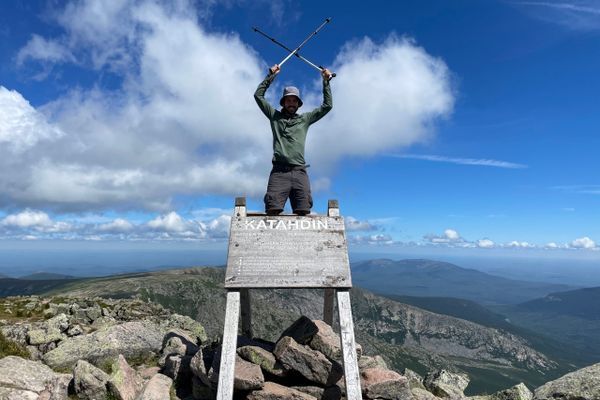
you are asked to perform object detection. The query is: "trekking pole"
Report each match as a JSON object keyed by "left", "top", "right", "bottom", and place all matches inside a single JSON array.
[
  {"left": 253, "top": 26, "right": 337, "bottom": 79},
  {"left": 276, "top": 17, "right": 332, "bottom": 68}
]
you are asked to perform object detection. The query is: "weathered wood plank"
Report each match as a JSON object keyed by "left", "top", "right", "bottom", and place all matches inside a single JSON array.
[
  {"left": 323, "top": 288, "right": 335, "bottom": 326},
  {"left": 240, "top": 289, "right": 252, "bottom": 338},
  {"left": 337, "top": 290, "right": 362, "bottom": 400},
  {"left": 216, "top": 291, "right": 240, "bottom": 400},
  {"left": 225, "top": 215, "right": 351, "bottom": 288},
  {"left": 328, "top": 199, "right": 340, "bottom": 217}
]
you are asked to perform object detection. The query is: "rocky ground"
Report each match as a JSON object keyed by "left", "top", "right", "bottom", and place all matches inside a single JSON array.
[{"left": 0, "top": 295, "right": 598, "bottom": 400}]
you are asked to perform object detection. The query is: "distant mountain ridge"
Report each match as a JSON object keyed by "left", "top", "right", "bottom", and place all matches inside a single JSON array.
[
  {"left": 517, "top": 286, "right": 600, "bottom": 320},
  {"left": 18, "top": 272, "right": 76, "bottom": 280},
  {"left": 351, "top": 258, "right": 575, "bottom": 305}
]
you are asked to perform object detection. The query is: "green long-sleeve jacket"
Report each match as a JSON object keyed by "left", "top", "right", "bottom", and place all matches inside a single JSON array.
[{"left": 254, "top": 74, "right": 332, "bottom": 166}]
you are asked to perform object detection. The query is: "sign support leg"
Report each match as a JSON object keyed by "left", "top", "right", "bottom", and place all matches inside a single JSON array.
[
  {"left": 337, "top": 290, "right": 362, "bottom": 400},
  {"left": 217, "top": 290, "right": 240, "bottom": 400}
]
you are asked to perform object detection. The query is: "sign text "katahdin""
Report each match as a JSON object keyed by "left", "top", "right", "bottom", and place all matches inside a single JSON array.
[{"left": 244, "top": 219, "right": 329, "bottom": 230}]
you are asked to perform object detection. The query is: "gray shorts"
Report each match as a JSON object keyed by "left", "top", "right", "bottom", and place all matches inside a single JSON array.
[{"left": 264, "top": 164, "right": 313, "bottom": 215}]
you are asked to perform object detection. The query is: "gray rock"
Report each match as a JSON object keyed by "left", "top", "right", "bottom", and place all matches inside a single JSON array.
[
  {"left": 359, "top": 355, "right": 388, "bottom": 371},
  {"left": 85, "top": 306, "right": 103, "bottom": 322},
  {"left": 73, "top": 359, "right": 110, "bottom": 400},
  {"left": 274, "top": 336, "right": 343, "bottom": 386},
  {"left": 360, "top": 367, "right": 412, "bottom": 400},
  {"left": 248, "top": 381, "right": 318, "bottom": 400},
  {"left": 291, "top": 385, "right": 343, "bottom": 400},
  {"left": 404, "top": 368, "right": 426, "bottom": 390},
  {"left": 413, "top": 387, "right": 442, "bottom": 400},
  {"left": 238, "top": 345, "right": 287, "bottom": 377},
  {"left": 190, "top": 348, "right": 211, "bottom": 386},
  {"left": 107, "top": 354, "right": 144, "bottom": 400},
  {"left": 0, "top": 387, "right": 39, "bottom": 400},
  {"left": 43, "top": 321, "right": 164, "bottom": 370},
  {"left": 163, "top": 314, "right": 208, "bottom": 345},
  {"left": 280, "top": 316, "right": 319, "bottom": 344},
  {"left": 234, "top": 355, "right": 265, "bottom": 391},
  {"left": 46, "top": 313, "right": 70, "bottom": 332},
  {"left": 0, "top": 356, "right": 71, "bottom": 400},
  {"left": 484, "top": 383, "right": 532, "bottom": 400},
  {"left": 424, "top": 369, "right": 470, "bottom": 398},
  {"left": 534, "top": 362, "right": 600, "bottom": 400},
  {"left": 137, "top": 373, "right": 173, "bottom": 400},
  {"left": 27, "top": 328, "right": 63, "bottom": 345},
  {"left": 159, "top": 329, "right": 199, "bottom": 366},
  {"left": 308, "top": 320, "right": 362, "bottom": 363},
  {"left": 163, "top": 354, "right": 192, "bottom": 385},
  {"left": 91, "top": 316, "right": 118, "bottom": 330},
  {"left": 159, "top": 336, "right": 187, "bottom": 366},
  {"left": 67, "top": 324, "right": 83, "bottom": 337}
]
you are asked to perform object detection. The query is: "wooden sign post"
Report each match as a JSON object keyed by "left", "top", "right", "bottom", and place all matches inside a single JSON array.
[{"left": 217, "top": 198, "right": 362, "bottom": 400}]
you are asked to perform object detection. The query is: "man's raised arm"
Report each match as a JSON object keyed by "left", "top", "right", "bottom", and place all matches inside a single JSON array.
[
  {"left": 305, "top": 68, "right": 333, "bottom": 124},
  {"left": 253, "top": 65, "right": 280, "bottom": 119}
]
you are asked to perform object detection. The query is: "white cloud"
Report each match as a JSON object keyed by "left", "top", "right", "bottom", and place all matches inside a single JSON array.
[
  {"left": 0, "top": 209, "right": 72, "bottom": 233},
  {"left": 148, "top": 212, "right": 190, "bottom": 233},
  {"left": 517, "top": 1, "right": 600, "bottom": 31},
  {"left": 0, "top": 87, "right": 65, "bottom": 153},
  {"left": 308, "top": 35, "right": 454, "bottom": 168},
  {"left": 349, "top": 233, "right": 394, "bottom": 245},
  {"left": 505, "top": 240, "right": 535, "bottom": 248},
  {"left": 97, "top": 218, "right": 134, "bottom": 232},
  {"left": 425, "top": 228, "right": 463, "bottom": 244},
  {"left": 477, "top": 239, "right": 495, "bottom": 248},
  {"left": 17, "top": 34, "right": 75, "bottom": 66},
  {"left": 570, "top": 236, "right": 596, "bottom": 249},
  {"left": 1, "top": 209, "right": 53, "bottom": 228},
  {"left": 393, "top": 154, "right": 527, "bottom": 169},
  {"left": 5, "top": 2, "right": 453, "bottom": 212},
  {"left": 345, "top": 216, "right": 379, "bottom": 232}
]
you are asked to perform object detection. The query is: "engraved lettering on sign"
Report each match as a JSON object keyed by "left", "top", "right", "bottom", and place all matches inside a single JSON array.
[{"left": 243, "top": 219, "right": 329, "bottom": 230}]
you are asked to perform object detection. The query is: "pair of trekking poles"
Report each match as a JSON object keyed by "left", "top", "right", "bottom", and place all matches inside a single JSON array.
[{"left": 253, "top": 17, "right": 337, "bottom": 79}]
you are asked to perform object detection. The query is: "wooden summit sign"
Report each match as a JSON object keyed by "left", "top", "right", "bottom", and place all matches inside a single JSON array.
[
  {"left": 217, "top": 198, "right": 362, "bottom": 400},
  {"left": 225, "top": 200, "right": 351, "bottom": 288}
]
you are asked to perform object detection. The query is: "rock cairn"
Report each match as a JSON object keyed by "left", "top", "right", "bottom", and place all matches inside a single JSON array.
[{"left": 0, "top": 296, "right": 599, "bottom": 399}]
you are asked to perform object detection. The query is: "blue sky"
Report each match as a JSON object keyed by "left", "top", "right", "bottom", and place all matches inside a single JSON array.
[{"left": 1, "top": 0, "right": 600, "bottom": 259}]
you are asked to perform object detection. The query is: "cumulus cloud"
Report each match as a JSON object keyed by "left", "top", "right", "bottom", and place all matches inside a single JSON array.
[
  {"left": 345, "top": 216, "right": 379, "bottom": 232},
  {"left": 505, "top": 240, "right": 535, "bottom": 248},
  {"left": 570, "top": 236, "right": 596, "bottom": 249},
  {"left": 1, "top": 209, "right": 71, "bottom": 233},
  {"left": 0, "top": 208, "right": 232, "bottom": 241},
  {"left": 424, "top": 228, "right": 463, "bottom": 244},
  {"left": 477, "top": 239, "right": 495, "bottom": 248},
  {"left": 3, "top": 2, "right": 454, "bottom": 212},
  {"left": 308, "top": 35, "right": 454, "bottom": 168},
  {"left": 0, "top": 87, "right": 65, "bottom": 153},
  {"left": 349, "top": 233, "right": 394, "bottom": 245}
]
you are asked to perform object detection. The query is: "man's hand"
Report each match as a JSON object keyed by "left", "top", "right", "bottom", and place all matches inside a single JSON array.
[
  {"left": 269, "top": 64, "right": 281, "bottom": 75},
  {"left": 321, "top": 68, "right": 332, "bottom": 81}
]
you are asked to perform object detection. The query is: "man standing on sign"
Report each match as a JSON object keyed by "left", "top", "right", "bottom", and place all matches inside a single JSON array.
[{"left": 254, "top": 64, "right": 333, "bottom": 216}]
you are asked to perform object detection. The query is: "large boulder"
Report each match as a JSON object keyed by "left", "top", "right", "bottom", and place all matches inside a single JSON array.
[
  {"left": 424, "top": 369, "right": 470, "bottom": 398},
  {"left": 0, "top": 356, "right": 71, "bottom": 400},
  {"left": 360, "top": 367, "right": 413, "bottom": 400},
  {"left": 43, "top": 321, "right": 164, "bottom": 370},
  {"left": 274, "top": 336, "right": 343, "bottom": 386},
  {"left": 137, "top": 373, "right": 173, "bottom": 400},
  {"left": 238, "top": 345, "right": 287, "bottom": 377},
  {"left": 308, "top": 320, "right": 362, "bottom": 362},
  {"left": 107, "top": 354, "right": 144, "bottom": 400},
  {"left": 534, "top": 362, "right": 600, "bottom": 400},
  {"left": 73, "top": 359, "right": 110, "bottom": 400},
  {"left": 248, "top": 381, "right": 318, "bottom": 400}
]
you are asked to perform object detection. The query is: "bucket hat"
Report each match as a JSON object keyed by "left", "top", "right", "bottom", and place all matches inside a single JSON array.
[{"left": 279, "top": 86, "right": 303, "bottom": 107}]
